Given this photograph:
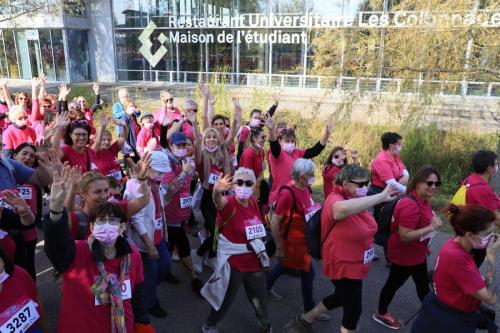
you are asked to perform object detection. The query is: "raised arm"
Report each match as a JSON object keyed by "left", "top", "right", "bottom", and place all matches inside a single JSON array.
[
  {"left": 303, "top": 114, "right": 333, "bottom": 159},
  {"left": 30, "top": 78, "right": 41, "bottom": 123},
  {"left": 51, "top": 111, "right": 69, "bottom": 151},
  {"left": 92, "top": 113, "right": 108, "bottom": 152},
  {"left": 199, "top": 82, "right": 210, "bottom": 131},
  {"left": 38, "top": 73, "right": 47, "bottom": 99},
  {"left": 44, "top": 166, "right": 76, "bottom": 273},
  {"left": 225, "top": 97, "right": 242, "bottom": 146},
  {"left": 114, "top": 118, "right": 128, "bottom": 149},
  {"left": 212, "top": 174, "right": 232, "bottom": 211},
  {"left": 186, "top": 111, "right": 203, "bottom": 165},
  {"left": 90, "top": 83, "right": 102, "bottom": 113},
  {"left": 125, "top": 153, "right": 152, "bottom": 218},
  {"left": 0, "top": 77, "right": 14, "bottom": 108},
  {"left": 166, "top": 117, "right": 184, "bottom": 141},
  {"left": 3, "top": 190, "right": 35, "bottom": 226}
]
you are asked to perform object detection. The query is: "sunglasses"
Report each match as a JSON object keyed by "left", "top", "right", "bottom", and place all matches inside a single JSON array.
[
  {"left": 426, "top": 181, "right": 441, "bottom": 187},
  {"left": 349, "top": 180, "right": 369, "bottom": 187},
  {"left": 333, "top": 154, "right": 345, "bottom": 159},
  {"left": 234, "top": 179, "right": 254, "bottom": 187},
  {"left": 41, "top": 104, "right": 51, "bottom": 108},
  {"left": 188, "top": 108, "right": 198, "bottom": 113},
  {"left": 167, "top": 98, "right": 174, "bottom": 102},
  {"left": 18, "top": 116, "right": 28, "bottom": 120}
]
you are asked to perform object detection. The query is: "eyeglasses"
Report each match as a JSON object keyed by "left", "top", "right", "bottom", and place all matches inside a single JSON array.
[
  {"left": 167, "top": 98, "right": 174, "bottom": 102},
  {"left": 333, "top": 154, "right": 344, "bottom": 159},
  {"left": 94, "top": 218, "right": 121, "bottom": 225},
  {"left": 78, "top": 100, "right": 86, "bottom": 104},
  {"left": 18, "top": 116, "right": 28, "bottom": 120},
  {"left": 349, "top": 180, "right": 369, "bottom": 187},
  {"left": 234, "top": 179, "right": 254, "bottom": 187},
  {"left": 426, "top": 181, "right": 441, "bottom": 187},
  {"left": 188, "top": 108, "right": 198, "bottom": 113},
  {"left": 41, "top": 104, "right": 51, "bottom": 108},
  {"left": 18, "top": 97, "right": 27, "bottom": 100},
  {"left": 72, "top": 132, "right": 89, "bottom": 137},
  {"left": 20, "top": 151, "right": 36, "bottom": 158}
]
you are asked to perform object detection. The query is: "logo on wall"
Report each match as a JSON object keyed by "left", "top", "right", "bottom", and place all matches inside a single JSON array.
[{"left": 138, "top": 21, "right": 167, "bottom": 67}]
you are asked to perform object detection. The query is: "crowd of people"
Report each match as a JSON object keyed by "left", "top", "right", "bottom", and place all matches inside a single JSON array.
[{"left": 0, "top": 75, "right": 499, "bottom": 333}]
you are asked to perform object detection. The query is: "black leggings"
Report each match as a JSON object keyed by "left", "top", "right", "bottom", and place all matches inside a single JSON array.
[
  {"left": 322, "top": 278, "right": 363, "bottom": 331},
  {"left": 197, "top": 188, "right": 217, "bottom": 258},
  {"left": 167, "top": 225, "right": 191, "bottom": 258},
  {"left": 378, "top": 261, "right": 430, "bottom": 315}
]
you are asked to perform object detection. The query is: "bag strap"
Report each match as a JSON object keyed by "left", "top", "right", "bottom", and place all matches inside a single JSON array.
[
  {"left": 74, "top": 210, "right": 89, "bottom": 240},
  {"left": 85, "top": 148, "right": 91, "bottom": 172},
  {"left": 279, "top": 186, "right": 297, "bottom": 240},
  {"left": 320, "top": 219, "right": 334, "bottom": 247}
]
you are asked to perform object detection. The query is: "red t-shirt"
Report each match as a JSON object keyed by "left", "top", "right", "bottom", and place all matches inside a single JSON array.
[
  {"left": 60, "top": 145, "right": 98, "bottom": 172},
  {"left": 322, "top": 164, "right": 341, "bottom": 198},
  {"left": 95, "top": 142, "right": 122, "bottom": 181},
  {"left": 136, "top": 127, "right": 161, "bottom": 153},
  {"left": 0, "top": 266, "right": 41, "bottom": 331},
  {"left": 162, "top": 162, "right": 193, "bottom": 224},
  {"left": 19, "top": 183, "right": 38, "bottom": 242},
  {"left": 218, "top": 196, "right": 262, "bottom": 272},
  {"left": 239, "top": 147, "right": 265, "bottom": 179},
  {"left": 464, "top": 173, "right": 500, "bottom": 211},
  {"left": 154, "top": 107, "right": 182, "bottom": 124},
  {"left": 434, "top": 239, "right": 486, "bottom": 312},
  {"left": 2, "top": 125, "right": 36, "bottom": 150},
  {"left": 58, "top": 241, "right": 143, "bottom": 333},
  {"left": 370, "top": 149, "right": 406, "bottom": 189},
  {"left": 321, "top": 185, "right": 378, "bottom": 280},
  {"left": 268, "top": 148, "right": 306, "bottom": 204},
  {"left": 274, "top": 182, "right": 314, "bottom": 217},
  {"left": 0, "top": 232, "right": 16, "bottom": 262},
  {"left": 387, "top": 194, "right": 433, "bottom": 266}
]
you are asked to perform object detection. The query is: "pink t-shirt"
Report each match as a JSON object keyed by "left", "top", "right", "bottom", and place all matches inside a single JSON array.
[
  {"left": 370, "top": 149, "right": 406, "bottom": 188},
  {"left": 136, "top": 126, "right": 161, "bottom": 154},
  {"left": 95, "top": 142, "right": 122, "bottom": 180},
  {"left": 434, "top": 239, "right": 486, "bottom": 312},
  {"left": 387, "top": 194, "right": 433, "bottom": 266},
  {"left": 268, "top": 148, "right": 306, "bottom": 204},
  {"left": 60, "top": 146, "right": 98, "bottom": 172},
  {"left": 321, "top": 185, "right": 377, "bottom": 280},
  {"left": 240, "top": 147, "right": 265, "bottom": 179},
  {"left": 218, "top": 196, "right": 262, "bottom": 272},
  {"left": 464, "top": 173, "right": 500, "bottom": 211},
  {"left": 2, "top": 125, "right": 36, "bottom": 150},
  {"left": 161, "top": 162, "right": 193, "bottom": 224}
]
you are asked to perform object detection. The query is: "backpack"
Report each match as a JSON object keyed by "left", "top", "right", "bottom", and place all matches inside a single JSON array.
[
  {"left": 375, "top": 194, "right": 418, "bottom": 246},
  {"left": 278, "top": 186, "right": 328, "bottom": 259},
  {"left": 450, "top": 182, "right": 478, "bottom": 206}
]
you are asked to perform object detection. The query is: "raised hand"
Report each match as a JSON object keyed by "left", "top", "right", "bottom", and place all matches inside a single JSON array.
[
  {"left": 128, "top": 151, "right": 152, "bottom": 179},
  {"left": 231, "top": 97, "right": 240, "bottom": 109},
  {"left": 271, "top": 92, "right": 280, "bottom": 105},
  {"left": 113, "top": 118, "right": 127, "bottom": 127},
  {"left": 58, "top": 84, "right": 71, "bottom": 101},
  {"left": 3, "top": 190, "right": 30, "bottom": 215},
  {"left": 55, "top": 111, "right": 70, "bottom": 129},
  {"left": 37, "top": 148, "right": 64, "bottom": 174},
  {"left": 66, "top": 165, "right": 83, "bottom": 191},
  {"left": 325, "top": 114, "right": 334, "bottom": 135},
  {"left": 198, "top": 81, "right": 210, "bottom": 96},
  {"left": 32, "top": 78, "right": 41, "bottom": 89},
  {"left": 214, "top": 173, "right": 232, "bottom": 193},
  {"left": 35, "top": 138, "right": 51, "bottom": 154},
  {"left": 264, "top": 114, "right": 276, "bottom": 130},
  {"left": 50, "top": 165, "right": 71, "bottom": 207},
  {"left": 0, "top": 77, "right": 7, "bottom": 89},
  {"left": 208, "top": 92, "right": 217, "bottom": 105},
  {"left": 92, "top": 82, "right": 99, "bottom": 95},
  {"left": 39, "top": 73, "right": 47, "bottom": 85},
  {"left": 99, "top": 113, "right": 109, "bottom": 128},
  {"left": 185, "top": 110, "right": 197, "bottom": 124}
]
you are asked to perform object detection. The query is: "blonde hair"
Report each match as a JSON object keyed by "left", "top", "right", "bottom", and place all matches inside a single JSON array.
[
  {"left": 201, "top": 127, "right": 231, "bottom": 187},
  {"left": 79, "top": 171, "right": 109, "bottom": 194},
  {"left": 8, "top": 105, "right": 27, "bottom": 122}
]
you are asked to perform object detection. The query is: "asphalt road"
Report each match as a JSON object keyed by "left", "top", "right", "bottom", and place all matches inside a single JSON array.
[{"left": 34, "top": 228, "right": 500, "bottom": 333}]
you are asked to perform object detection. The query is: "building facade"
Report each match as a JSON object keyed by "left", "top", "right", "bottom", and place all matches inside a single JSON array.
[{"left": 0, "top": 0, "right": 498, "bottom": 97}]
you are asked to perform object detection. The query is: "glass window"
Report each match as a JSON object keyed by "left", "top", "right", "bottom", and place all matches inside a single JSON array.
[
  {"left": 38, "top": 30, "right": 56, "bottom": 81},
  {"left": 3, "top": 30, "right": 20, "bottom": 79},
  {"left": 115, "top": 30, "right": 149, "bottom": 80},
  {"left": 207, "top": 29, "right": 233, "bottom": 72},
  {"left": 51, "top": 29, "right": 66, "bottom": 81},
  {"left": 16, "top": 31, "right": 31, "bottom": 79},
  {"left": 272, "top": 30, "right": 303, "bottom": 74},
  {"left": 67, "top": 30, "right": 90, "bottom": 81},
  {"left": 63, "top": 0, "right": 87, "bottom": 16},
  {"left": 178, "top": 34, "right": 201, "bottom": 71},
  {"left": 0, "top": 31, "right": 7, "bottom": 77},
  {"left": 273, "top": 0, "right": 305, "bottom": 14},
  {"left": 113, "top": 0, "right": 148, "bottom": 28},
  {"left": 237, "top": 0, "right": 267, "bottom": 14},
  {"left": 239, "top": 33, "right": 267, "bottom": 73}
]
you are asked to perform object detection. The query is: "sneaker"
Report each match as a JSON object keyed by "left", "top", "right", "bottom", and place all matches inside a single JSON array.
[
  {"left": 164, "top": 272, "right": 180, "bottom": 285},
  {"left": 316, "top": 313, "right": 330, "bottom": 321},
  {"left": 172, "top": 249, "right": 180, "bottom": 262},
  {"left": 284, "top": 314, "right": 313, "bottom": 333},
  {"left": 191, "top": 278, "right": 203, "bottom": 296},
  {"left": 202, "top": 324, "right": 219, "bottom": 333},
  {"left": 204, "top": 257, "right": 217, "bottom": 271},
  {"left": 267, "top": 288, "right": 283, "bottom": 301},
  {"left": 372, "top": 311, "right": 401, "bottom": 330},
  {"left": 191, "top": 249, "right": 203, "bottom": 274},
  {"left": 147, "top": 303, "right": 167, "bottom": 318}
]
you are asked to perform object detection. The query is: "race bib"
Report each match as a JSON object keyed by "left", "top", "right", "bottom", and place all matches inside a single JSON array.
[
  {"left": 245, "top": 221, "right": 266, "bottom": 241},
  {"left": 363, "top": 245, "right": 375, "bottom": 264},
  {"left": 95, "top": 279, "right": 132, "bottom": 305},
  {"left": 17, "top": 187, "right": 32, "bottom": 200},
  {"left": 208, "top": 172, "right": 220, "bottom": 185},
  {"left": 0, "top": 299, "right": 40, "bottom": 333},
  {"left": 232, "top": 156, "right": 238, "bottom": 167},
  {"left": 154, "top": 218, "right": 164, "bottom": 231},
  {"left": 305, "top": 203, "right": 322, "bottom": 223},
  {"left": 0, "top": 199, "right": 11, "bottom": 209},
  {"left": 106, "top": 171, "right": 122, "bottom": 181},
  {"left": 180, "top": 196, "right": 193, "bottom": 209}
]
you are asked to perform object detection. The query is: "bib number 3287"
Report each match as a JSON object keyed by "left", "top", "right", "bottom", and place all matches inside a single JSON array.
[{"left": 0, "top": 299, "right": 39, "bottom": 333}]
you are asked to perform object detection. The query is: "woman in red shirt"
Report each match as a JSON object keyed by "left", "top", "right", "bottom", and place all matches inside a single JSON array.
[
  {"left": 44, "top": 167, "right": 155, "bottom": 333},
  {"left": 202, "top": 167, "right": 271, "bottom": 333},
  {"left": 268, "top": 159, "right": 323, "bottom": 314},
  {"left": 287, "top": 165, "right": 397, "bottom": 333},
  {"left": 0, "top": 249, "right": 44, "bottom": 333},
  {"left": 2, "top": 106, "right": 37, "bottom": 158},
  {"left": 373, "top": 166, "right": 444, "bottom": 329},
  {"left": 412, "top": 204, "right": 499, "bottom": 333},
  {"left": 322, "top": 146, "right": 359, "bottom": 198},
  {"left": 58, "top": 120, "right": 98, "bottom": 172}
]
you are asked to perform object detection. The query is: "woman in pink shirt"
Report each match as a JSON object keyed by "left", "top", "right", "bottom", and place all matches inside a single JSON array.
[
  {"left": 287, "top": 165, "right": 397, "bottom": 333},
  {"left": 322, "top": 147, "right": 359, "bottom": 198},
  {"left": 373, "top": 166, "right": 444, "bottom": 329},
  {"left": 2, "top": 106, "right": 37, "bottom": 158}
]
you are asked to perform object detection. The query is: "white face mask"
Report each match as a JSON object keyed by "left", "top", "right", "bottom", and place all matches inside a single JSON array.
[
  {"left": 472, "top": 233, "right": 491, "bottom": 249},
  {"left": 282, "top": 142, "right": 295, "bottom": 153},
  {"left": 173, "top": 148, "right": 187, "bottom": 158},
  {"left": 250, "top": 118, "right": 261, "bottom": 127},
  {"left": 144, "top": 122, "right": 154, "bottom": 130},
  {"left": 0, "top": 270, "right": 9, "bottom": 284},
  {"left": 235, "top": 186, "right": 253, "bottom": 200},
  {"left": 307, "top": 177, "right": 316, "bottom": 186},
  {"left": 331, "top": 158, "right": 345, "bottom": 167},
  {"left": 255, "top": 142, "right": 263, "bottom": 149}
]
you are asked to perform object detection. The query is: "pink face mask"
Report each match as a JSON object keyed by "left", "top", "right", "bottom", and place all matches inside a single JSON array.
[
  {"left": 235, "top": 186, "right": 253, "bottom": 200},
  {"left": 282, "top": 142, "right": 295, "bottom": 153},
  {"left": 92, "top": 223, "right": 121, "bottom": 246},
  {"left": 144, "top": 123, "right": 154, "bottom": 130},
  {"left": 355, "top": 186, "right": 368, "bottom": 198},
  {"left": 205, "top": 145, "right": 218, "bottom": 153}
]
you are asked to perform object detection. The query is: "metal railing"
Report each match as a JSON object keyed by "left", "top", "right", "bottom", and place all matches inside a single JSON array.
[{"left": 116, "top": 69, "right": 500, "bottom": 98}]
